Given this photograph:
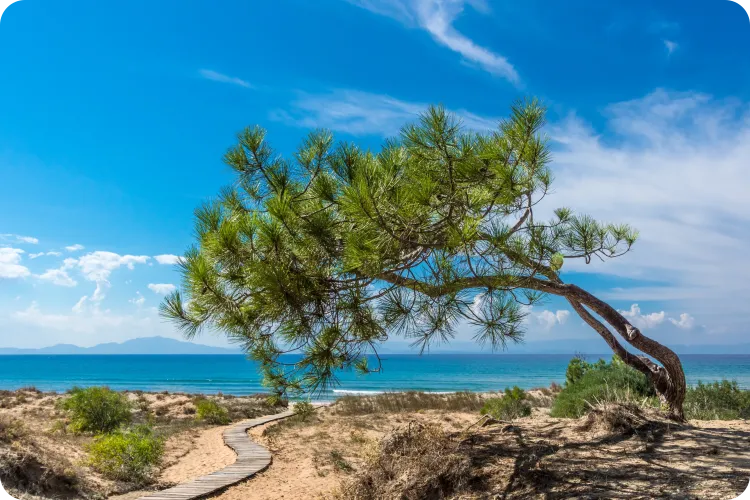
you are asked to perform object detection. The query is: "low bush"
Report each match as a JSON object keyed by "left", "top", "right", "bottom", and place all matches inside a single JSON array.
[
  {"left": 333, "top": 391, "right": 484, "bottom": 416},
  {"left": 293, "top": 401, "right": 315, "bottom": 421},
  {"left": 684, "top": 380, "right": 750, "bottom": 420},
  {"left": 60, "top": 386, "right": 132, "bottom": 434},
  {"left": 194, "top": 398, "right": 230, "bottom": 425},
  {"left": 87, "top": 425, "right": 164, "bottom": 483},
  {"left": 550, "top": 356, "right": 655, "bottom": 418},
  {"left": 337, "top": 422, "right": 472, "bottom": 499},
  {"left": 480, "top": 386, "right": 532, "bottom": 420},
  {"left": 0, "top": 416, "right": 25, "bottom": 443}
]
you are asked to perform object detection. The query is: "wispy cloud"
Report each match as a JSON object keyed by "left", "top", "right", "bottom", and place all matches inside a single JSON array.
[
  {"left": 345, "top": 0, "right": 519, "bottom": 84},
  {"left": 1, "top": 234, "right": 38, "bottom": 244},
  {"left": 272, "top": 89, "right": 498, "bottom": 137},
  {"left": 199, "top": 69, "right": 253, "bottom": 88},
  {"left": 546, "top": 89, "right": 750, "bottom": 338},
  {"left": 129, "top": 291, "right": 145, "bottom": 307},
  {"left": 65, "top": 244, "right": 84, "bottom": 252},
  {"left": 12, "top": 301, "right": 155, "bottom": 335},
  {"left": 664, "top": 39, "right": 678, "bottom": 55},
  {"left": 36, "top": 268, "right": 77, "bottom": 287},
  {"left": 148, "top": 283, "right": 176, "bottom": 295},
  {"left": 29, "top": 251, "right": 62, "bottom": 259}
]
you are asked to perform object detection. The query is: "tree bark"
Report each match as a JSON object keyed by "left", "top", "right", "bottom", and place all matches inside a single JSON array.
[
  {"left": 371, "top": 272, "right": 688, "bottom": 421},
  {"left": 563, "top": 285, "right": 687, "bottom": 421}
]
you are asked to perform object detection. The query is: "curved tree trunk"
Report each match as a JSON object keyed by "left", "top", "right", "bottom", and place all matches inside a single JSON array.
[{"left": 563, "top": 285, "right": 687, "bottom": 421}]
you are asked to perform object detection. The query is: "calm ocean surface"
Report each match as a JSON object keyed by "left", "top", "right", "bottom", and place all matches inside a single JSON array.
[{"left": 1, "top": 354, "right": 749, "bottom": 398}]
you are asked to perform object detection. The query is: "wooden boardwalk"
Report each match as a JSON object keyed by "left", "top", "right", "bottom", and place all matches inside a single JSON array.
[{"left": 137, "top": 409, "right": 295, "bottom": 500}]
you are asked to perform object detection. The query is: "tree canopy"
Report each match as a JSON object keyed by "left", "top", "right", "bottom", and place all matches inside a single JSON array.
[{"left": 162, "top": 99, "right": 685, "bottom": 418}]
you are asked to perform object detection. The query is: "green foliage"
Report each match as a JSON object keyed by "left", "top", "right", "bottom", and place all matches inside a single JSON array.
[
  {"left": 565, "top": 357, "right": 589, "bottom": 386},
  {"left": 293, "top": 401, "right": 315, "bottom": 420},
  {"left": 87, "top": 425, "right": 164, "bottom": 483},
  {"left": 60, "top": 386, "right": 132, "bottom": 434},
  {"left": 550, "top": 356, "right": 655, "bottom": 418},
  {"left": 684, "top": 380, "right": 750, "bottom": 420},
  {"left": 194, "top": 398, "right": 231, "bottom": 424},
  {"left": 480, "top": 386, "right": 532, "bottom": 420},
  {"left": 162, "top": 99, "right": 641, "bottom": 399}
]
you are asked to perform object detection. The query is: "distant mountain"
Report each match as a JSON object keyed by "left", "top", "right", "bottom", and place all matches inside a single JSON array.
[
  {"left": 2, "top": 336, "right": 749, "bottom": 356},
  {"left": 0, "top": 337, "right": 243, "bottom": 355}
]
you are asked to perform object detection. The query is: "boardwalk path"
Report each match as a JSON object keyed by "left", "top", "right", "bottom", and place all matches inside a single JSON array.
[{"left": 137, "top": 409, "right": 296, "bottom": 500}]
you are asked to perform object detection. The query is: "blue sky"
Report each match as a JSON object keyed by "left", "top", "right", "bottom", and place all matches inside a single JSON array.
[{"left": 0, "top": 0, "right": 748, "bottom": 349}]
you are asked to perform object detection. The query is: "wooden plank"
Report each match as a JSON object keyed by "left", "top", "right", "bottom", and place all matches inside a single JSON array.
[{"left": 136, "top": 403, "right": 328, "bottom": 500}]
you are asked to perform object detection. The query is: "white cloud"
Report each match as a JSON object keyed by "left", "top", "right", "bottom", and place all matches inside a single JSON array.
[
  {"left": 72, "top": 295, "right": 88, "bottom": 314},
  {"left": 29, "top": 251, "right": 62, "bottom": 259},
  {"left": 346, "top": 0, "right": 519, "bottom": 83},
  {"left": 618, "top": 304, "right": 666, "bottom": 330},
  {"left": 65, "top": 244, "right": 85, "bottom": 252},
  {"left": 0, "top": 247, "right": 30, "bottom": 279},
  {"left": 534, "top": 309, "right": 571, "bottom": 330},
  {"left": 664, "top": 39, "right": 678, "bottom": 55},
  {"left": 36, "top": 268, "right": 77, "bottom": 287},
  {"left": 148, "top": 283, "right": 176, "bottom": 295},
  {"left": 0, "top": 234, "right": 38, "bottom": 244},
  {"left": 272, "top": 89, "right": 498, "bottom": 137},
  {"left": 129, "top": 291, "right": 145, "bottom": 307},
  {"left": 91, "top": 281, "right": 108, "bottom": 302},
  {"left": 199, "top": 69, "right": 252, "bottom": 88},
  {"left": 64, "top": 251, "right": 150, "bottom": 282},
  {"left": 154, "top": 254, "right": 181, "bottom": 265},
  {"left": 546, "top": 89, "right": 750, "bottom": 338},
  {"left": 669, "top": 313, "right": 695, "bottom": 330}
]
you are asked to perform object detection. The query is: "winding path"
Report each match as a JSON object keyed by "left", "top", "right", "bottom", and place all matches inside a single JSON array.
[{"left": 137, "top": 409, "right": 295, "bottom": 500}]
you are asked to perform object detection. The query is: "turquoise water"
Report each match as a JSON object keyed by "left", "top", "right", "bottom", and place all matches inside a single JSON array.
[{"left": 1, "top": 354, "right": 749, "bottom": 398}]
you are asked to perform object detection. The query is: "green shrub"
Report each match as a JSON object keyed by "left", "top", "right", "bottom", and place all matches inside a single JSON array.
[
  {"left": 684, "top": 380, "right": 750, "bottom": 420},
  {"left": 293, "top": 401, "right": 315, "bottom": 421},
  {"left": 550, "top": 356, "right": 655, "bottom": 418},
  {"left": 565, "top": 357, "right": 590, "bottom": 386},
  {"left": 194, "top": 398, "right": 230, "bottom": 424},
  {"left": 60, "top": 386, "right": 131, "bottom": 434},
  {"left": 88, "top": 425, "right": 164, "bottom": 483},
  {"left": 480, "top": 386, "right": 532, "bottom": 420}
]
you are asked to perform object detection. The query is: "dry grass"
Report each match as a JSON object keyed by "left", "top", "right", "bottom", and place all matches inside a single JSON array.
[
  {"left": 0, "top": 389, "right": 285, "bottom": 499},
  {"left": 332, "top": 391, "right": 486, "bottom": 416},
  {"left": 336, "top": 421, "right": 473, "bottom": 500}
]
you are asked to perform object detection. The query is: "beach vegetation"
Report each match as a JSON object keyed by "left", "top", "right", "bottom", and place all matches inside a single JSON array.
[
  {"left": 0, "top": 416, "right": 25, "bottom": 443},
  {"left": 162, "top": 99, "right": 688, "bottom": 419},
  {"left": 60, "top": 386, "right": 132, "bottom": 434},
  {"left": 293, "top": 400, "right": 315, "bottom": 420},
  {"left": 87, "top": 424, "right": 164, "bottom": 483},
  {"left": 333, "top": 391, "right": 484, "bottom": 415},
  {"left": 336, "top": 422, "right": 471, "bottom": 499},
  {"left": 480, "top": 386, "right": 532, "bottom": 420},
  {"left": 194, "top": 398, "right": 230, "bottom": 425},
  {"left": 684, "top": 380, "right": 750, "bottom": 420},
  {"left": 550, "top": 356, "right": 655, "bottom": 418},
  {"left": 329, "top": 450, "right": 354, "bottom": 473}
]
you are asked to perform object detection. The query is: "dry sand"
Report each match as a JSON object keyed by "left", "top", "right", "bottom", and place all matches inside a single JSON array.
[
  {"left": 3, "top": 389, "right": 750, "bottom": 499},
  {"left": 206, "top": 405, "right": 750, "bottom": 500}
]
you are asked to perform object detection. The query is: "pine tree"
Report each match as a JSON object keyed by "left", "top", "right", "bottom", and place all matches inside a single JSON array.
[{"left": 161, "top": 99, "right": 687, "bottom": 420}]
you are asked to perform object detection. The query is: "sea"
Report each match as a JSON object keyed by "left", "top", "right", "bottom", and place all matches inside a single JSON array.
[{"left": 1, "top": 354, "right": 749, "bottom": 399}]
